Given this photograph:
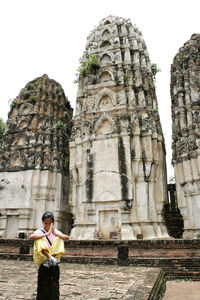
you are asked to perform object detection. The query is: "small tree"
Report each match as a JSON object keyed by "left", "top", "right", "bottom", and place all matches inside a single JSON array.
[
  {"left": 151, "top": 63, "right": 161, "bottom": 79},
  {"left": 74, "top": 54, "right": 100, "bottom": 83}
]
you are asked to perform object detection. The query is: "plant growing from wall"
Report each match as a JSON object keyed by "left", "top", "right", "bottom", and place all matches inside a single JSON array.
[
  {"left": 29, "top": 95, "right": 37, "bottom": 100},
  {"left": 56, "top": 86, "right": 63, "bottom": 96},
  {"left": 64, "top": 156, "right": 69, "bottom": 168},
  {"left": 128, "top": 122, "right": 135, "bottom": 133},
  {"left": 151, "top": 63, "right": 161, "bottom": 79},
  {"left": 153, "top": 107, "right": 158, "bottom": 113},
  {"left": 0, "top": 118, "right": 5, "bottom": 140},
  {"left": 124, "top": 73, "right": 130, "bottom": 83},
  {"left": 8, "top": 98, "right": 16, "bottom": 109},
  {"left": 75, "top": 54, "right": 100, "bottom": 83},
  {"left": 53, "top": 120, "right": 64, "bottom": 130}
]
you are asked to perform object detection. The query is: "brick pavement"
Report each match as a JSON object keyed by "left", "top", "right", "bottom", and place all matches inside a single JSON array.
[
  {"left": 163, "top": 281, "right": 200, "bottom": 300},
  {"left": 0, "top": 260, "right": 159, "bottom": 300}
]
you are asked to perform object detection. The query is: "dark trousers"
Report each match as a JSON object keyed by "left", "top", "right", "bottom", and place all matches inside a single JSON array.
[{"left": 36, "top": 265, "right": 60, "bottom": 300}]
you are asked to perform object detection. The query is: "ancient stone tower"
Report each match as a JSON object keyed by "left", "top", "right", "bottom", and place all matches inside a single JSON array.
[
  {"left": 0, "top": 74, "right": 73, "bottom": 238},
  {"left": 171, "top": 34, "right": 200, "bottom": 239},
  {"left": 70, "top": 16, "right": 169, "bottom": 240}
]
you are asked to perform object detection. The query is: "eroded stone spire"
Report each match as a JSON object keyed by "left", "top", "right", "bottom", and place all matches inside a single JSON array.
[
  {"left": 171, "top": 34, "right": 200, "bottom": 238},
  {"left": 70, "top": 16, "right": 169, "bottom": 240},
  {"left": 0, "top": 74, "right": 73, "bottom": 238},
  {"left": 0, "top": 74, "right": 72, "bottom": 173}
]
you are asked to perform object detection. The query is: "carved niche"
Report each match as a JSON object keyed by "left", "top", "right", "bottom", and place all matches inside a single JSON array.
[
  {"left": 95, "top": 113, "right": 116, "bottom": 134},
  {"left": 99, "top": 71, "right": 112, "bottom": 83},
  {"left": 100, "top": 53, "right": 112, "bottom": 64}
]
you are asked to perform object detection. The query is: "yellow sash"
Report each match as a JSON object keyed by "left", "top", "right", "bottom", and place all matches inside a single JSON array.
[{"left": 33, "top": 236, "right": 65, "bottom": 266}]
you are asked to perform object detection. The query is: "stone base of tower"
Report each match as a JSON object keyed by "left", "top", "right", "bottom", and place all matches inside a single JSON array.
[
  {"left": 174, "top": 162, "right": 200, "bottom": 240},
  {"left": 70, "top": 222, "right": 169, "bottom": 240},
  {"left": 0, "top": 170, "right": 72, "bottom": 238},
  {"left": 0, "top": 207, "right": 33, "bottom": 239},
  {"left": 183, "top": 229, "right": 200, "bottom": 239}
]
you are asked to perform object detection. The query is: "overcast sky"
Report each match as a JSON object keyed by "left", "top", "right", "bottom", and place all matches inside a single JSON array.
[{"left": 0, "top": 0, "right": 199, "bottom": 179}]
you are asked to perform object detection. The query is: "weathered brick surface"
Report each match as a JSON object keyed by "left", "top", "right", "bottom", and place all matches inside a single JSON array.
[
  {"left": 164, "top": 281, "right": 200, "bottom": 300},
  {"left": 128, "top": 248, "right": 200, "bottom": 258},
  {"left": 65, "top": 245, "right": 118, "bottom": 257},
  {"left": 0, "top": 260, "right": 160, "bottom": 300},
  {"left": 1, "top": 239, "right": 200, "bottom": 269}
]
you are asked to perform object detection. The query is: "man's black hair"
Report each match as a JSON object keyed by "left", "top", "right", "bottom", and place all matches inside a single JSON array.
[{"left": 42, "top": 211, "right": 54, "bottom": 222}]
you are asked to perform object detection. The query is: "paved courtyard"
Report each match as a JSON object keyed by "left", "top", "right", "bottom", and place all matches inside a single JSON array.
[
  {"left": 163, "top": 281, "right": 200, "bottom": 300},
  {"left": 1, "top": 260, "right": 200, "bottom": 299},
  {"left": 0, "top": 260, "right": 159, "bottom": 300}
]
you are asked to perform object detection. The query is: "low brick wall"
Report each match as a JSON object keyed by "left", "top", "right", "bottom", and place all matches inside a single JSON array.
[
  {"left": 0, "top": 239, "right": 33, "bottom": 254},
  {"left": 0, "top": 239, "right": 200, "bottom": 268},
  {"left": 65, "top": 240, "right": 118, "bottom": 258}
]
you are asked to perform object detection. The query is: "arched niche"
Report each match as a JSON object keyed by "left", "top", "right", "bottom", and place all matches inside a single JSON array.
[
  {"left": 102, "top": 29, "right": 110, "bottom": 38},
  {"left": 95, "top": 191, "right": 117, "bottom": 201},
  {"left": 10, "top": 155, "right": 22, "bottom": 167},
  {"left": 99, "top": 71, "right": 112, "bottom": 83},
  {"left": 96, "top": 88, "right": 116, "bottom": 107},
  {"left": 98, "top": 95, "right": 112, "bottom": 108},
  {"left": 18, "top": 120, "right": 28, "bottom": 129},
  {"left": 18, "top": 103, "right": 33, "bottom": 115},
  {"left": 12, "top": 136, "right": 26, "bottom": 146},
  {"left": 104, "top": 20, "right": 111, "bottom": 25},
  {"left": 100, "top": 54, "right": 112, "bottom": 64},
  {"left": 95, "top": 112, "right": 116, "bottom": 134},
  {"left": 96, "top": 118, "right": 113, "bottom": 134},
  {"left": 100, "top": 41, "right": 111, "bottom": 48}
]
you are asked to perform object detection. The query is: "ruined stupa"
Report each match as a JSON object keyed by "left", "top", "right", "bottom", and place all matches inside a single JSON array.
[
  {"left": 0, "top": 74, "right": 73, "bottom": 238},
  {"left": 69, "top": 16, "right": 169, "bottom": 240},
  {"left": 171, "top": 34, "right": 200, "bottom": 239}
]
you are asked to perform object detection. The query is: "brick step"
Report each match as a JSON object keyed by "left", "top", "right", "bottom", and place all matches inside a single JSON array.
[
  {"left": 1, "top": 253, "right": 200, "bottom": 270},
  {"left": 0, "top": 253, "right": 33, "bottom": 261}
]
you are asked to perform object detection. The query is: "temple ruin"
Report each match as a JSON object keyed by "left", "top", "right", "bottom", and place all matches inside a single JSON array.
[
  {"left": 171, "top": 34, "right": 200, "bottom": 239},
  {"left": 0, "top": 16, "right": 199, "bottom": 241},
  {"left": 0, "top": 74, "right": 73, "bottom": 238},
  {"left": 69, "top": 16, "right": 169, "bottom": 240}
]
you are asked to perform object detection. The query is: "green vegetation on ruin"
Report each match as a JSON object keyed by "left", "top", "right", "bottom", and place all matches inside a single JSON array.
[
  {"left": 151, "top": 63, "right": 161, "bottom": 79},
  {"left": 75, "top": 54, "right": 100, "bottom": 83},
  {"left": 0, "top": 118, "right": 6, "bottom": 140}
]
